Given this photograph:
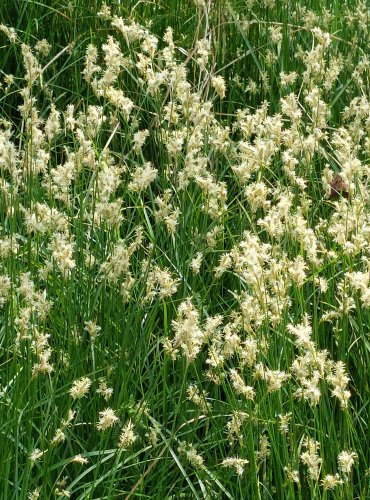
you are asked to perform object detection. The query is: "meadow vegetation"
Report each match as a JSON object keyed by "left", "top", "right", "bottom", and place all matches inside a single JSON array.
[{"left": 0, "top": 0, "right": 369, "bottom": 498}]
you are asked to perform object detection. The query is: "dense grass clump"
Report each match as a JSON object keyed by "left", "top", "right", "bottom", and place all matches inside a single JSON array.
[{"left": 0, "top": 1, "right": 369, "bottom": 498}]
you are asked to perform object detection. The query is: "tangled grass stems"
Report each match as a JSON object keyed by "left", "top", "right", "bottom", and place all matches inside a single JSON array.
[{"left": 0, "top": 0, "right": 369, "bottom": 498}]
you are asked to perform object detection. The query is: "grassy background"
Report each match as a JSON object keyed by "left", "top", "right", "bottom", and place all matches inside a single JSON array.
[{"left": 0, "top": 0, "right": 369, "bottom": 498}]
